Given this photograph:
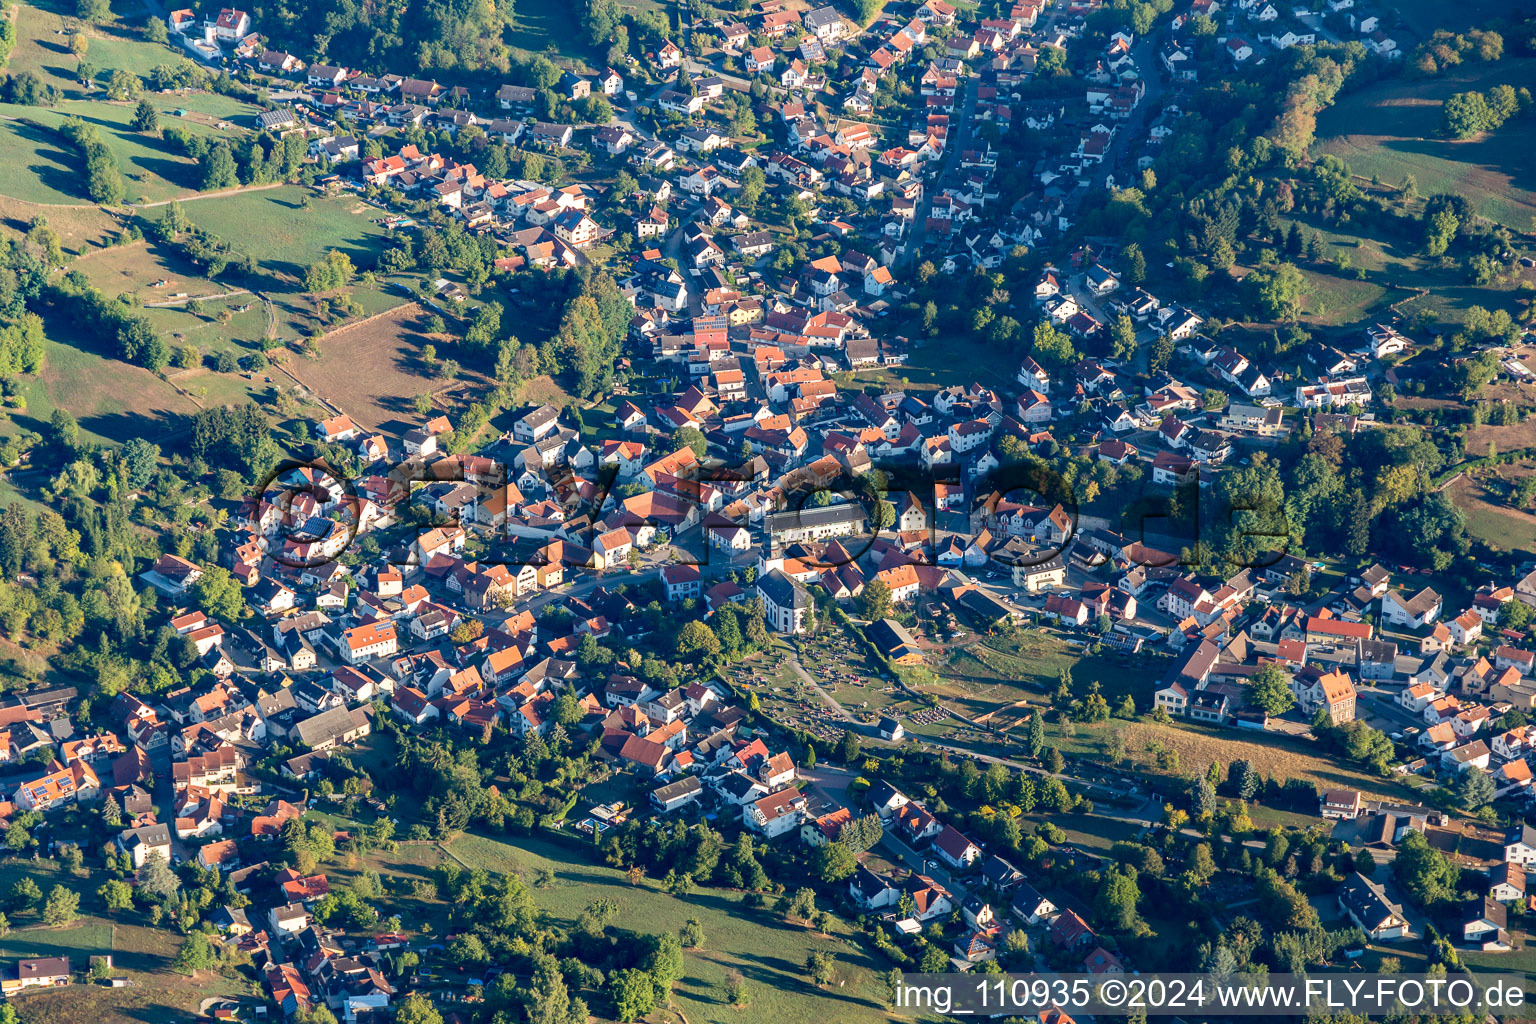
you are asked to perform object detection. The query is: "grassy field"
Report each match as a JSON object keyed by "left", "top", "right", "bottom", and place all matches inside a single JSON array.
[
  {"left": 1446, "top": 472, "right": 1536, "bottom": 553},
  {"left": 503, "top": 0, "right": 594, "bottom": 69},
  {"left": 1316, "top": 58, "right": 1536, "bottom": 230},
  {"left": 23, "top": 316, "right": 203, "bottom": 444},
  {"left": 443, "top": 831, "right": 898, "bottom": 1024},
  {"left": 1113, "top": 721, "right": 1420, "bottom": 802},
  {"left": 178, "top": 186, "right": 396, "bottom": 286},
  {"left": 849, "top": 333, "right": 1014, "bottom": 392},
  {"left": 282, "top": 302, "right": 479, "bottom": 435},
  {"left": 0, "top": 918, "right": 246, "bottom": 1024},
  {"left": 8, "top": 0, "right": 179, "bottom": 92},
  {"left": 0, "top": 195, "right": 122, "bottom": 251},
  {"left": 1292, "top": 266, "right": 1391, "bottom": 327},
  {"left": 0, "top": 918, "right": 113, "bottom": 962},
  {"left": 0, "top": 100, "right": 232, "bottom": 205},
  {"left": 931, "top": 629, "right": 1165, "bottom": 718}
]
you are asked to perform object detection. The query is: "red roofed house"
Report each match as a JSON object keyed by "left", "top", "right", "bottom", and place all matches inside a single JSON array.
[
  {"left": 744, "top": 787, "right": 806, "bottom": 838},
  {"left": 933, "top": 824, "right": 981, "bottom": 868},
  {"left": 1050, "top": 908, "right": 1096, "bottom": 948}
]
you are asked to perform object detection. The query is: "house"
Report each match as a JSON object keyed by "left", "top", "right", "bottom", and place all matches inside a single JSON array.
[
  {"left": 744, "top": 787, "right": 806, "bottom": 837},
  {"left": 1013, "top": 555, "right": 1066, "bottom": 593},
  {"left": 116, "top": 822, "right": 172, "bottom": 868},
  {"left": 804, "top": 5, "right": 844, "bottom": 40},
  {"left": 1383, "top": 587, "right": 1442, "bottom": 627},
  {"left": 1462, "top": 897, "right": 1510, "bottom": 950},
  {"left": 1504, "top": 824, "right": 1536, "bottom": 865},
  {"left": 340, "top": 621, "right": 397, "bottom": 664},
  {"left": 954, "top": 931, "right": 996, "bottom": 962},
  {"left": 1295, "top": 668, "right": 1356, "bottom": 723},
  {"left": 1320, "top": 789, "right": 1364, "bottom": 820},
  {"left": 904, "top": 873, "right": 953, "bottom": 921},
  {"left": 1489, "top": 862, "right": 1526, "bottom": 902},
  {"left": 651, "top": 776, "right": 703, "bottom": 812},
  {"left": 1050, "top": 908, "right": 1096, "bottom": 949},
  {"left": 1011, "top": 882, "right": 1056, "bottom": 925},
  {"left": 1338, "top": 872, "right": 1407, "bottom": 941},
  {"left": 662, "top": 564, "right": 703, "bottom": 601},
  {"left": 269, "top": 902, "right": 311, "bottom": 935},
  {"left": 746, "top": 47, "right": 777, "bottom": 74},
  {"left": 933, "top": 825, "right": 981, "bottom": 868},
  {"left": 293, "top": 705, "right": 370, "bottom": 751},
  {"left": 849, "top": 867, "right": 898, "bottom": 910},
  {"left": 0, "top": 957, "right": 70, "bottom": 995}
]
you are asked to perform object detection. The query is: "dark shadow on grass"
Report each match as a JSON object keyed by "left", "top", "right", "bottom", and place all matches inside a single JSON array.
[
  {"left": 122, "top": 1004, "right": 194, "bottom": 1022},
  {"left": 730, "top": 951, "right": 884, "bottom": 1008},
  {"left": 1381, "top": 134, "right": 1536, "bottom": 214}
]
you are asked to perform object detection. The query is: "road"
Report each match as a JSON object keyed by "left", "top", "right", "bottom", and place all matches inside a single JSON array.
[
  {"left": 1093, "top": 40, "right": 1165, "bottom": 191},
  {"left": 903, "top": 74, "right": 977, "bottom": 267}
]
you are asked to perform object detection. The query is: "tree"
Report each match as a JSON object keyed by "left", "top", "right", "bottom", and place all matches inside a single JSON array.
[
  {"left": 680, "top": 917, "right": 705, "bottom": 948},
  {"left": 130, "top": 98, "right": 159, "bottom": 132},
  {"left": 1456, "top": 767, "right": 1496, "bottom": 810},
  {"left": 859, "top": 578, "right": 893, "bottom": 620},
  {"left": 1245, "top": 262, "right": 1305, "bottom": 320},
  {"left": 1425, "top": 207, "right": 1459, "bottom": 257},
  {"left": 525, "top": 954, "right": 576, "bottom": 1024},
  {"left": 725, "top": 968, "right": 750, "bottom": 1006},
  {"left": 1148, "top": 333, "right": 1176, "bottom": 377},
  {"left": 8, "top": 878, "right": 40, "bottom": 913},
  {"left": 98, "top": 879, "right": 133, "bottom": 911},
  {"left": 1121, "top": 242, "right": 1146, "bottom": 284},
  {"left": 837, "top": 729, "right": 860, "bottom": 765},
  {"left": 137, "top": 851, "right": 180, "bottom": 900},
  {"left": 191, "top": 565, "right": 244, "bottom": 621},
  {"left": 1037, "top": 44, "right": 1066, "bottom": 76},
  {"left": 805, "top": 951, "right": 835, "bottom": 986},
  {"left": 200, "top": 143, "right": 238, "bottom": 190},
  {"left": 1020, "top": 711, "right": 1046, "bottom": 760},
  {"left": 76, "top": 0, "right": 109, "bottom": 23},
  {"left": 1192, "top": 776, "right": 1217, "bottom": 817},
  {"left": 1394, "top": 830, "right": 1460, "bottom": 908},
  {"left": 676, "top": 620, "right": 721, "bottom": 659},
  {"left": 42, "top": 885, "right": 79, "bottom": 925},
  {"left": 447, "top": 933, "right": 488, "bottom": 965},
  {"left": 1110, "top": 315, "right": 1137, "bottom": 361},
  {"left": 145, "top": 16, "right": 168, "bottom": 42},
  {"left": 1045, "top": 747, "right": 1064, "bottom": 774},
  {"left": 647, "top": 930, "right": 685, "bottom": 997},
  {"left": 1230, "top": 759, "right": 1259, "bottom": 800},
  {"left": 1032, "top": 320, "right": 1077, "bottom": 368},
  {"left": 670, "top": 425, "right": 707, "bottom": 458},
  {"left": 393, "top": 994, "right": 444, "bottom": 1024},
  {"left": 608, "top": 968, "right": 656, "bottom": 1022},
  {"left": 1355, "top": 847, "right": 1376, "bottom": 877},
  {"left": 1095, "top": 868, "right": 1141, "bottom": 931},
  {"left": 814, "top": 841, "right": 857, "bottom": 883},
  {"left": 173, "top": 931, "right": 218, "bottom": 974},
  {"left": 1246, "top": 664, "right": 1295, "bottom": 716},
  {"left": 304, "top": 250, "right": 356, "bottom": 293}
]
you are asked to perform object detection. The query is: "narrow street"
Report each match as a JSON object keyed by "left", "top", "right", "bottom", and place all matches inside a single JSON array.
[
  {"left": 904, "top": 75, "right": 977, "bottom": 267},
  {"left": 1094, "top": 40, "right": 1165, "bottom": 191}
]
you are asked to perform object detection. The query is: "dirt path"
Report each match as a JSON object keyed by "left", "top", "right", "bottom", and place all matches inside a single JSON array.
[
  {"left": 144, "top": 288, "right": 251, "bottom": 307},
  {"left": 132, "top": 181, "right": 287, "bottom": 208},
  {"left": 784, "top": 655, "right": 854, "bottom": 722},
  {"left": 260, "top": 296, "right": 278, "bottom": 340}
]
